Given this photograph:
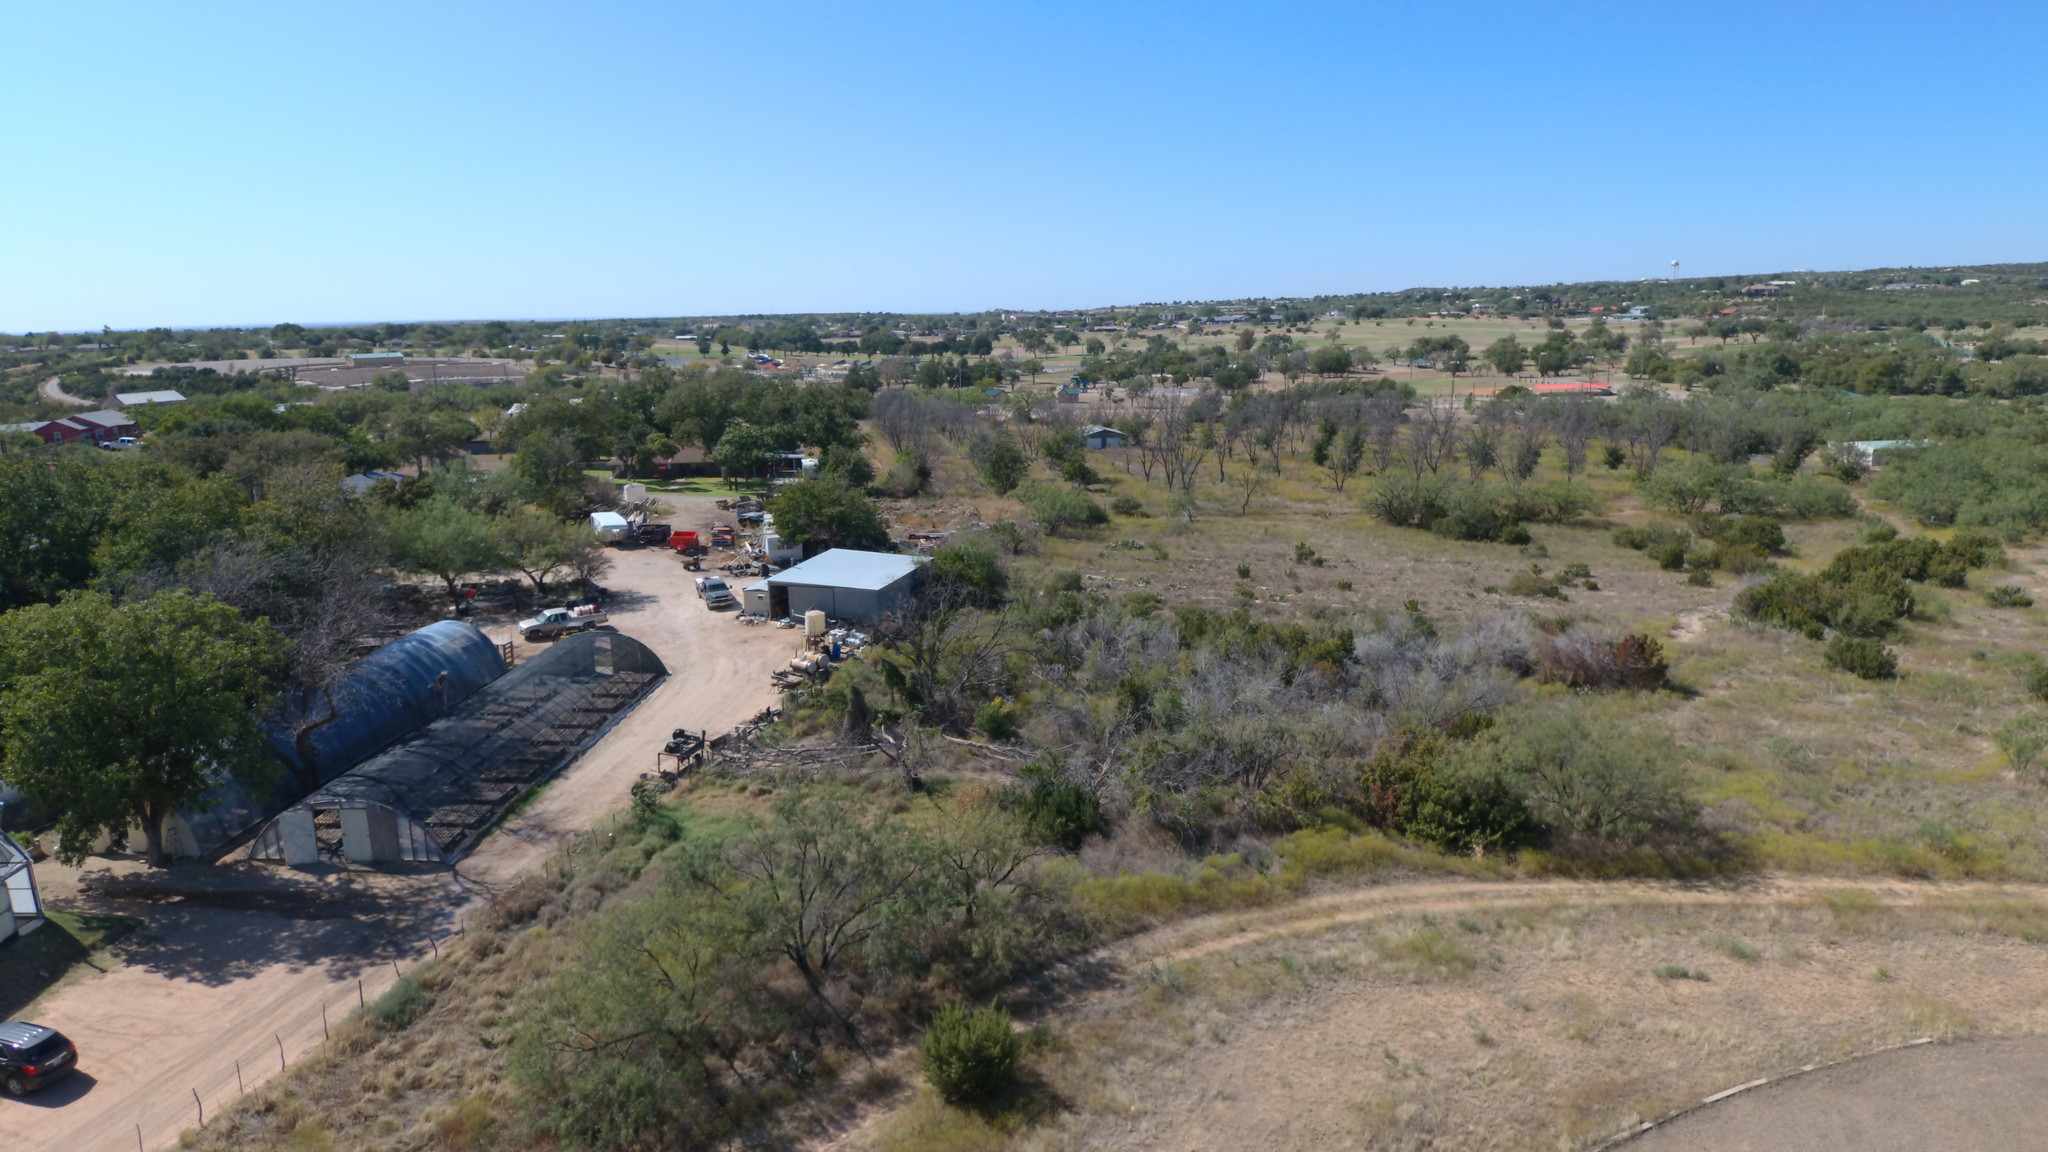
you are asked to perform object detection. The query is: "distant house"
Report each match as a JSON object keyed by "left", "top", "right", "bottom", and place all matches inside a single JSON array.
[
  {"left": 1083, "top": 425, "right": 1129, "bottom": 449},
  {"left": 1841, "top": 440, "right": 1931, "bottom": 466},
  {"left": 652, "top": 445, "right": 714, "bottom": 478},
  {"left": 72, "top": 410, "right": 140, "bottom": 441},
  {"left": 1469, "top": 302, "right": 1498, "bottom": 314},
  {"left": 115, "top": 389, "right": 187, "bottom": 406},
  {"left": 1057, "top": 384, "right": 1083, "bottom": 404},
  {"left": 346, "top": 351, "right": 407, "bottom": 367},
  {"left": 1741, "top": 284, "right": 1782, "bottom": 297},
  {"left": 340, "top": 470, "right": 408, "bottom": 496},
  {"left": 6, "top": 412, "right": 136, "bottom": 445}
]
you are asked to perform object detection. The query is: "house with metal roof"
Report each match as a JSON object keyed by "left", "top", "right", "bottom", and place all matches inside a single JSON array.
[
  {"left": 71, "top": 410, "right": 140, "bottom": 440},
  {"left": 746, "top": 548, "right": 927, "bottom": 623},
  {"left": 1083, "top": 424, "right": 1129, "bottom": 449},
  {"left": 340, "top": 470, "right": 409, "bottom": 496}
]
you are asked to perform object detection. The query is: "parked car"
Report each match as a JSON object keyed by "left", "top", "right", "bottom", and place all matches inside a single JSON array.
[
  {"left": 517, "top": 604, "right": 608, "bottom": 640},
  {"left": 0, "top": 1021, "right": 77, "bottom": 1096},
  {"left": 695, "top": 576, "right": 736, "bottom": 609}
]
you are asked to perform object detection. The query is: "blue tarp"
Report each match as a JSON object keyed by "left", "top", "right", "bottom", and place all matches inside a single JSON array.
[
  {"left": 179, "top": 621, "right": 507, "bottom": 859},
  {"left": 264, "top": 620, "right": 505, "bottom": 789}
]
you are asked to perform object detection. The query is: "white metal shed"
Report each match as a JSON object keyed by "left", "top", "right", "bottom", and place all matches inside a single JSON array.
[{"left": 761, "top": 549, "right": 926, "bottom": 623}]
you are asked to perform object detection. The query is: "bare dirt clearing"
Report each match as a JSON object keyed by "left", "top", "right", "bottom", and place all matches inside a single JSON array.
[
  {"left": 0, "top": 501, "right": 787, "bottom": 1152},
  {"left": 842, "top": 877, "right": 2048, "bottom": 1152}
]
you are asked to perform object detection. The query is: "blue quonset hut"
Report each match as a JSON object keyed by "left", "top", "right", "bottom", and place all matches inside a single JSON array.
[
  {"left": 249, "top": 631, "right": 665, "bottom": 866},
  {"left": 170, "top": 621, "right": 507, "bottom": 861}
]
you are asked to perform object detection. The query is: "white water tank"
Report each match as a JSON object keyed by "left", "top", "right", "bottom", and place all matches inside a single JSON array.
[{"left": 805, "top": 609, "right": 827, "bottom": 638}]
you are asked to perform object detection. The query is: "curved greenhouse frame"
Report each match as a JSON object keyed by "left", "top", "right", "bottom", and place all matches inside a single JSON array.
[{"left": 249, "top": 631, "right": 666, "bottom": 866}]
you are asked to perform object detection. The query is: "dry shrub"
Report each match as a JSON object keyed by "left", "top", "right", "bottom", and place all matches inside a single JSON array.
[{"left": 1534, "top": 628, "right": 1669, "bottom": 690}]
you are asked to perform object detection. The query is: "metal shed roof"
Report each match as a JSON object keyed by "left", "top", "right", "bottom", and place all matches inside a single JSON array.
[{"left": 764, "top": 548, "right": 924, "bottom": 592}]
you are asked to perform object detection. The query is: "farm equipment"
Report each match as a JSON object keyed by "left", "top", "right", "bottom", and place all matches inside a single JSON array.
[
  {"left": 670, "top": 529, "right": 702, "bottom": 553},
  {"left": 663, "top": 728, "right": 705, "bottom": 757},
  {"left": 633, "top": 522, "right": 672, "bottom": 546}
]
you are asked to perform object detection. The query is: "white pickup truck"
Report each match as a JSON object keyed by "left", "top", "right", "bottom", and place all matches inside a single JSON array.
[
  {"left": 695, "top": 576, "right": 736, "bottom": 609},
  {"left": 518, "top": 604, "right": 608, "bottom": 641}
]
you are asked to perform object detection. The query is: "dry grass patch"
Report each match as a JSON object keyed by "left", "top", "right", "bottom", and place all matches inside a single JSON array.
[{"left": 860, "top": 892, "right": 2048, "bottom": 1152}]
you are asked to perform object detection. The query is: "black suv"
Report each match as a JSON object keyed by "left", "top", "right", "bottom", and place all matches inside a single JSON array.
[{"left": 0, "top": 1020, "right": 77, "bottom": 1096}]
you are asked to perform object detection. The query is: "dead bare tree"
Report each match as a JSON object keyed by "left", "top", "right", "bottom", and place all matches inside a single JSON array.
[
  {"left": 872, "top": 583, "right": 1016, "bottom": 736},
  {"left": 1365, "top": 391, "right": 1405, "bottom": 473},
  {"left": 1462, "top": 403, "right": 1504, "bottom": 478},
  {"left": 168, "top": 542, "right": 400, "bottom": 794},
  {"left": 1405, "top": 395, "right": 1462, "bottom": 477},
  {"left": 1139, "top": 389, "right": 1212, "bottom": 494},
  {"left": 1549, "top": 396, "right": 1599, "bottom": 482},
  {"left": 1615, "top": 385, "right": 1684, "bottom": 475}
]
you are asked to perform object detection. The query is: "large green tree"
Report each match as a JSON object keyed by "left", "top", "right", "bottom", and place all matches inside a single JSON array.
[
  {"left": 712, "top": 424, "right": 783, "bottom": 486},
  {"left": 387, "top": 497, "right": 506, "bottom": 598},
  {"left": 498, "top": 506, "right": 585, "bottom": 597},
  {"left": 0, "top": 456, "right": 104, "bottom": 610},
  {"left": 1483, "top": 336, "right": 1526, "bottom": 377},
  {"left": 0, "top": 590, "right": 286, "bottom": 864},
  {"left": 766, "top": 477, "right": 889, "bottom": 553}
]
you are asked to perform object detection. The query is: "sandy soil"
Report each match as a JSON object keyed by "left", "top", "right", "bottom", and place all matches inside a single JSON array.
[
  {"left": 1624, "top": 1035, "right": 2048, "bottom": 1151},
  {"left": 830, "top": 877, "right": 2048, "bottom": 1152},
  {"left": 1026, "top": 883, "right": 2048, "bottom": 1152},
  {"left": 0, "top": 498, "right": 789, "bottom": 1152}
]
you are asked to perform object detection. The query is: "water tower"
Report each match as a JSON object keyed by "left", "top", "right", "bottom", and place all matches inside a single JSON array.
[{"left": 1669, "top": 259, "right": 1680, "bottom": 281}]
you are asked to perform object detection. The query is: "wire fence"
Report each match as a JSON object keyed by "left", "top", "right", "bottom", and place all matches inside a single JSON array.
[{"left": 116, "top": 930, "right": 454, "bottom": 1152}]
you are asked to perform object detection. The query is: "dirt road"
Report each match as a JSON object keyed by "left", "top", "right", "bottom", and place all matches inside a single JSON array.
[
  {"left": 1624, "top": 1035, "right": 2048, "bottom": 1151},
  {"left": 36, "top": 375, "right": 93, "bottom": 407},
  {"left": 459, "top": 513, "right": 794, "bottom": 890},
  {"left": 0, "top": 498, "right": 788, "bottom": 1152}
]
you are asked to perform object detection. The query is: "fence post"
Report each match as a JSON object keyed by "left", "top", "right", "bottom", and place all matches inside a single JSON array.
[
  {"left": 236, "top": 1059, "right": 243, "bottom": 1094},
  {"left": 392, "top": 958, "right": 401, "bottom": 981},
  {"left": 276, "top": 1033, "right": 286, "bottom": 1072},
  {"left": 137, "top": 1123, "right": 144, "bottom": 1152},
  {"left": 429, "top": 933, "right": 439, "bottom": 961},
  {"left": 322, "top": 1002, "right": 329, "bottom": 1039},
  {"left": 193, "top": 1087, "right": 204, "bottom": 1128},
  {"left": 358, "top": 978, "right": 365, "bottom": 1007}
]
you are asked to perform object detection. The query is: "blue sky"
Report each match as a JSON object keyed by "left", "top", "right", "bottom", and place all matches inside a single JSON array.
[{"left": 5, "top": 1, "right": 2045, "bottom": 330}]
